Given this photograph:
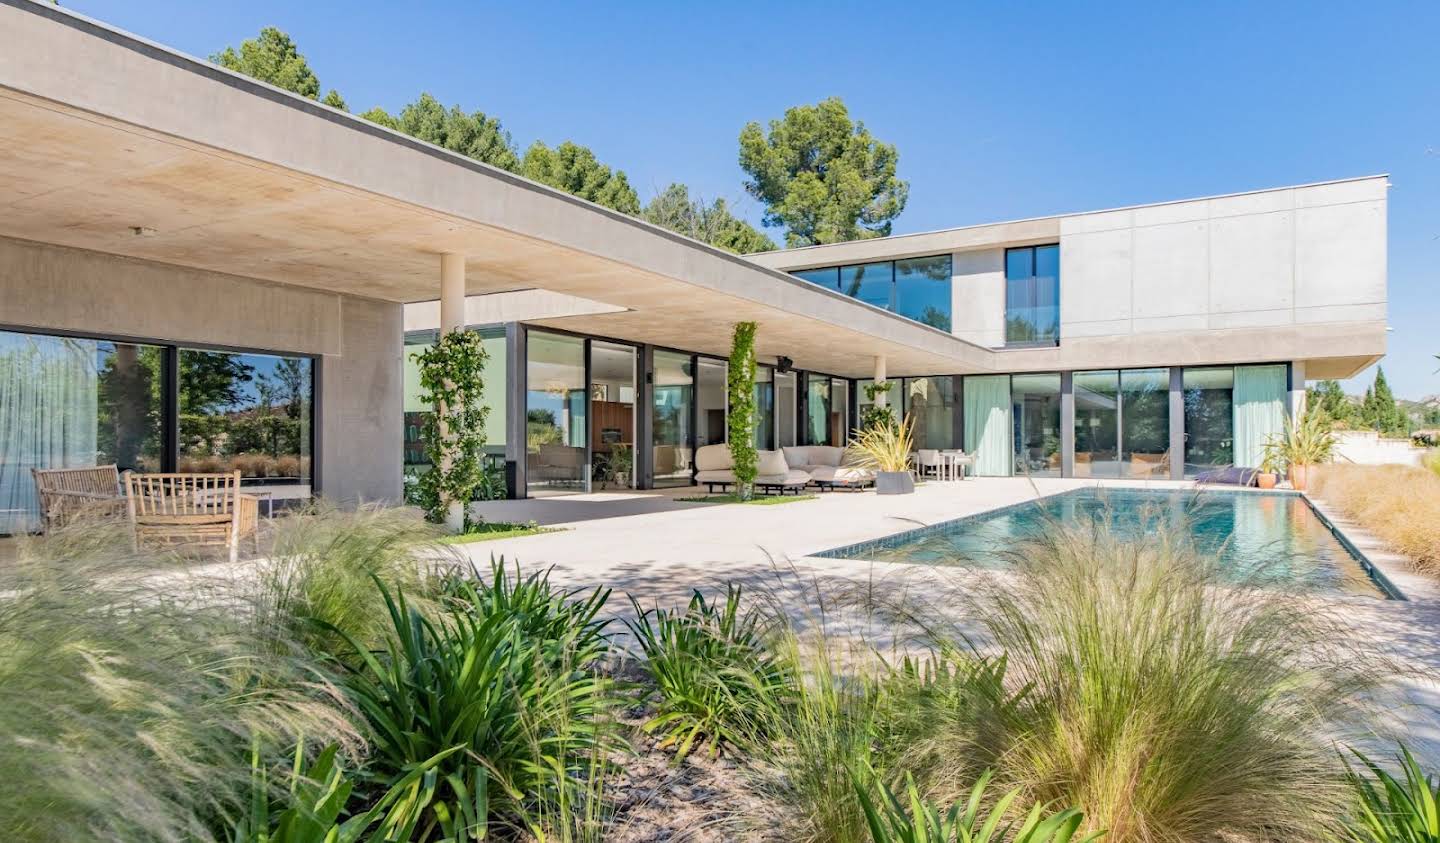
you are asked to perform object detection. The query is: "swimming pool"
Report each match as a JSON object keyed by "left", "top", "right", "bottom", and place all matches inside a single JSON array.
[{"left": 815, "top": 488, "right": 1397, "bottom": 599}]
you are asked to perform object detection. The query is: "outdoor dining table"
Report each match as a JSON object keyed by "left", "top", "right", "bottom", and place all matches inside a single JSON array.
[{"left": 938, "top": 450, "right": 973, "bottom": 481}]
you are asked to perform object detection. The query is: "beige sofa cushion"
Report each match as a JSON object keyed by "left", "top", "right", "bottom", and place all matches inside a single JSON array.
[
  {"left": 694, "top": 443, "right": 733, "bottom": 472},
  {"left": 756, "top": 449, "right": 789, "bottom": 476},
  {"left": 695, "top": 469, "right": 737, "bottom": 483},
  {"left": 809, "top": 446, "right": 846, "bottom": 467},
  {"left": 781, "top": 446, "right": 812, "bottom": 469}
]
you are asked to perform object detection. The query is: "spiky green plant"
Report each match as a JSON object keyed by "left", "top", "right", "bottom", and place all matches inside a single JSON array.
[
  {"left": 846, "top": 413, "right": 916, "bottom": 472},
  {"left": 627, "top": 584, "right": 789, "bottom": 761},
  {"left": 853, "top": 769, "right": 1099, "bottom": 843},
  {"left": 331, "top": 575, "right": 619, "bottom": 841},
  {"left": 1345, "top": 745, "right": 1440, "bottom": 842}
]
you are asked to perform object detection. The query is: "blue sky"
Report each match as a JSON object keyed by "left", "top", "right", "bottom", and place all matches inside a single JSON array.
[{"left": 65, "top": 0, "right": 1440, "bottom": 399}]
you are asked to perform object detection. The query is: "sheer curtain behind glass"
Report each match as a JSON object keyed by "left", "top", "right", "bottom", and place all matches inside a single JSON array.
[
  {"left": 963, "top": 375, "right": 1012, "bottom": 476},
  {"left": 1233, "top": 365, "right": 1287, "bottom": 469},
  {"left": 0, "top": 333, "right": 99, "bottom": 532}
]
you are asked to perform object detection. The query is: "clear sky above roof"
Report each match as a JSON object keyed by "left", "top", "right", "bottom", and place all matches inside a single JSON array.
[{"left": 63, "top": 0, "right": 1440, "bottom": 399}]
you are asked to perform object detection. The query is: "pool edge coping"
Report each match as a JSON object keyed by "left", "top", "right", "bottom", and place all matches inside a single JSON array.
[{"left": 811, "top": 486, "right": 1411, "bottom": 601}]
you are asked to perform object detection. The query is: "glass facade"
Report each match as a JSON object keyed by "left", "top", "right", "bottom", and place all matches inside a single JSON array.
[
  {"left": 696, "top": 358, "right": 727, "bottom": 449},
  {"left": 806, "top": 375, "right": 831, "bottom": 445},
  {"left": 526, "top": 331, "right": 587, "bottom": 495},
  {"left": 791, "top": 255, "right": 953, "bottom": 330},
  {"left": 1183, "top": 367, "right": 1235, "bottom": 477},
  {"left": 908, "top": 376, "right": 957, "bottom": 452},
  {"left": 402, "top": 327, "right": 507, "bottom": 486},
  {"left": 1, "top": 329, "right": 318, "bottom": 532},
  {"left": 830, "top": 378, "right": 851, "bottom": 445},
  {"left": 1011, "top": 374, "right": 1061, "bottom": 477},
  {"left": 1004, "top": 245, "right": 1061, "bottom": 346},
  {"left": 1120, "top": 368, "right": 1170, "bottom": 478},
  {"left": 775, "top": 370, "right": 797, "bottom": 447},
  {"left": 178, "top": 348, "right": 314, "bottom": 501},
  {"left": 589, "top": 341, "right": 636, "bottom": 488},
  {"left": 754, "top": 366, "right": 775, "bottom": 451},
  {"left": 651, "top": 350, "right": 693, "bottom": 487},
  {"left": 1073, "top": 370, "right": 1120, "bottom": 477}
]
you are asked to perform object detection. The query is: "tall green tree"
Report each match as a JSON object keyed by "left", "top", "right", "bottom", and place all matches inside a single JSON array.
[
  {"left": 642, "top": 183, "right": 776, "bottom": 254},
  {"left": 520, "top": 141, "right": 640, "bottom": 215},
  {"left": 211, "top": 27, "right": 347, "bottom": 108},
  {"left": 738, "top": 97, "right": 908, "bottom": 246},
  {"left": 1307, "top": 379, "right": 1354, "bottom": 426},
  {"left": 361, "top": 93, "right": 520, "bottom": 172},
  {"left": 1361, "top": 367, "right": 1408, "bottom": 435}
]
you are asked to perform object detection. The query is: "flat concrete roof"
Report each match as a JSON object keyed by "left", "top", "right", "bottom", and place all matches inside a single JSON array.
[{"left": 0, "top": 0, "right": 997, "bottom": 377}]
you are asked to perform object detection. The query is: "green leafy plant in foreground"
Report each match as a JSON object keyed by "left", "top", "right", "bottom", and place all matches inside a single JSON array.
[
  {"left": 854, "top": 769, "right": 1099, "bottom": 843},
  {"left": 332, "top": 573, "right": 618, "bottom": 841},
  {"left": 627, "top": 584, "right": 788, "bottom": 761},
  {"left": 1346, "top": 746, "right": 1440, "bottom": 842}
]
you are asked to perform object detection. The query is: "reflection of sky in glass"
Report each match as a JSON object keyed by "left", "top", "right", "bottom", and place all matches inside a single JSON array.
[{"left": 825, "top": 489, "right": 1384, "bottom": 598}]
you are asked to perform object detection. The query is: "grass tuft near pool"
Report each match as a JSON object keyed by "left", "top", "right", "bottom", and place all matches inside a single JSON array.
[{"left": 816, "top": 488, "right": 1396, "bottom": 599}]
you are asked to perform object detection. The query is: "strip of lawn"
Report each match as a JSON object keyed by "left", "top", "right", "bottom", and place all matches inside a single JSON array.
[{"left": 438, "top": 522, "right": 564, "bottom": 544}]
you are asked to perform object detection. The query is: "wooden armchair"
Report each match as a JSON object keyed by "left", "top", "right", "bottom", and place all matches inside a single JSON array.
[
  {"left": 31, "top": 464, "right": 126, "bottom": 533},
  {"left": 123, "top": 470, "right": 260, "bottom": 563}
]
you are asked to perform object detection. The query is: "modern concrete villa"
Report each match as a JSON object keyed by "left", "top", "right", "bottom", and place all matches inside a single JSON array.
[{"left": 0, "top": 0, "right": 1389, "bottom": 529}]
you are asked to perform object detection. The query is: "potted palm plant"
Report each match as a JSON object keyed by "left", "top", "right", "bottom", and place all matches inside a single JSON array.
[
  {"left": 846, "top": 414, "right": 916, "bottom": 495},
  {"left": 1276, "top": 406, "right": 1337, "bottom": 491},
  {"left": 1256, "top": 442, "right": 1283, "bottom": 490}
]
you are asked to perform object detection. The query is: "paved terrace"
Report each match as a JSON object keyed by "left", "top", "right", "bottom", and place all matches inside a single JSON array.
[{"left": 467, "top": 478, "right": 1440, "bottom": 765}]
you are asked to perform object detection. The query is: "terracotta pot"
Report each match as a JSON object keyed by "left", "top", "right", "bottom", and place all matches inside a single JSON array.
[
  {"left": 1256, "top": 472, "right": 1278, "bottom": 490},
  {"left": 1288, "top": 464, "right": 1309, "bottom": 491}
]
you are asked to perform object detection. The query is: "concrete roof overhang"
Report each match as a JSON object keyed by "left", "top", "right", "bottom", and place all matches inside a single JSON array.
[{"left": 0, "top": 0, "right": 1001, "bottom": 378}]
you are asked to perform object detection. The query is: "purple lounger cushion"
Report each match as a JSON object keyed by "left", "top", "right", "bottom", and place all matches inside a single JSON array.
[{"left": 1196, "top": 466, "right": 1258, "bottom": 486}]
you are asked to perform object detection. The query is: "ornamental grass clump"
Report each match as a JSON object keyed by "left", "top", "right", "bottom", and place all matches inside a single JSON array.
[
  {"left": 847, "top": 413, "right": 916, "bottom": 473},
  {"left": 1311, "top": 463, "right": 1440, "bottom": 576},
  {"left": 0, "top": 523, "right": 360, "bottom": 843},
  {"left": 939, "top": 522, "right": 1382, "bottom": 841}
]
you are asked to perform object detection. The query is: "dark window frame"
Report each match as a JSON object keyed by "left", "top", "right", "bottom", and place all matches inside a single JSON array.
[
  {"left": 790, "top": 254, "right": 953, "bottom": 331},
  {"left": 1003, "top": 244, "right": 1061, "bottom": 348}
]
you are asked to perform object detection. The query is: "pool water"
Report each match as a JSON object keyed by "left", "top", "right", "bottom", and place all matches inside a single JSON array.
[{"left": 817, "top": 489, "right": 1391, "bottom": 599}]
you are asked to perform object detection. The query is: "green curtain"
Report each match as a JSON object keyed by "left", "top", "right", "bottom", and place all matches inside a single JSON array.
[
  {"left": 1232, "top": 365, "right": 1287, "bottom": 469},
  {"left": 963, "top": 375, "right": 1012, "bottom": 476}
]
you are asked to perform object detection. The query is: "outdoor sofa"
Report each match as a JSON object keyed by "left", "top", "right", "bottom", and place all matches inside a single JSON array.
[{"left": 692, "top": 444, "right": 873, "bottom": 494}]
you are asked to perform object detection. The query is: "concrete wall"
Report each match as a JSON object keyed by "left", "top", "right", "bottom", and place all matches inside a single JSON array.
[
  {"left": 1334, "top": 430, "right": 1425, "bottom": 467},
  {"left": 0, "top": 235, "right": 402, "bottom": 504}
]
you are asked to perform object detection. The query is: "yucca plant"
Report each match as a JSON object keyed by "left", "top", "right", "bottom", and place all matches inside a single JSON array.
[
  {"left": 331, "top": 577, "right": 618, "bottom": 841},
  {"left": 436, "top": 558, "right": 612, "bottom": 663},
  {"left": 846, "top": 413, "right": 917, "bottom": 473},
  {"left": 627, "top": 584, "right": 789, "bottom": 761},
  {"left": 853, "top": 769, "right": 1099, "bottom": 843},
  {"left": 1345, "top": 746, "right": 1440, "bottom": 842}
]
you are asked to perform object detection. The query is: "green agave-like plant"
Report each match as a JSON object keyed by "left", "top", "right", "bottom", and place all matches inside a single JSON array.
[
  {"left": 331, "top": 573, "right": 618, "bottom": 841},
  {"left": 627, "top": 584, "right": 789, "bottom": 762},
  {"left": 229, "top": 742, "right": 462, "bottom": 843},
  {"left": 853, "top": 769, "right": 1100, "bottom": 843},
  {"left": 1345, "top": 746, "right": 1440, "bottom": 842}
]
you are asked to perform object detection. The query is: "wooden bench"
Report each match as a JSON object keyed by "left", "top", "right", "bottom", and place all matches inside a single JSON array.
[
  {"left": 124, "top": 470, "right": 260, "bottom": 563},
  {"left": 31, "top": 464, "right": 127, "bottom": 533}
]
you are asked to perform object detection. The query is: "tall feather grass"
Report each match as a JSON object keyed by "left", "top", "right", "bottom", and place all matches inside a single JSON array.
[
  {"left": 0, "top": 522, "right": 361, "bottom": 843},
  {"left": 1311, "top": 463, "right": 1440, "bottom": 576}
]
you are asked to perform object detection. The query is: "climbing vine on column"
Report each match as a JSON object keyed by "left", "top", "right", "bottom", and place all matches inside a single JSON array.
[
  {"left": 727, "top": 321, "right": 759, "bottom": 500},
  {"left": 414, "top": 329, "right": 490, "bottom": 528}
]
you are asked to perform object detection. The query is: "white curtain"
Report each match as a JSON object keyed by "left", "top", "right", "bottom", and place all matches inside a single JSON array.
[
  {"left": 963, "top": 375, "right": 1012, "bottom": 476},
  {"left": 1232, "top": 364, "right": 1287, "bottom": 469},
  {"left": 0, "top": 333, "right": 99, "bottom": 532}
]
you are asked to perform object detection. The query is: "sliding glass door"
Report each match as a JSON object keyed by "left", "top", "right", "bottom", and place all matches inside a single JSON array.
[
  {"left": 1183, "top": 367, "right": 1235, "bottom": 476},
  {"left": 589, "top": 341, "right": 636, "bottom": 488},
  {"left": 775, "top": 371, "right": 797, "bottom": 448},
  {"left": 525, "top": 331, "right": 588, "bottom": 496},
  {"left": 805, "top": 375, "right": 830, "bottom": 445},
  {"left": 651, "top": 350, "right": 693, "bottom": 487},
  {"left": 1073, "top": 370, "right": 1120, "bottom": 477},
  {"left": 754, "top": 366, "right": 775, "bottom": 450},
  {"left": 1011, "top": 374, "right": 1061, "bottom": 477},
  {"left": 696, "top": 359, "right": 727, "bottom": 449},
  {"left": 1120, "top": 368, "right": 1170, "bottom": 478}
]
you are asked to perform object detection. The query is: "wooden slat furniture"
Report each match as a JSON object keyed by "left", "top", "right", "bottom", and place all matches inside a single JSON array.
[
  {"left": 123, "top": 470, "right": 260, "bottom": 563},
  {"left": 31, "top": 464, "right": 127, "bottom": 533}
]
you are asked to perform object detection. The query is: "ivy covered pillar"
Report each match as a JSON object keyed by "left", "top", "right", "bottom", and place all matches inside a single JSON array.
[{"left": 438, "top": 253, "right": 466, "bottom": 530}]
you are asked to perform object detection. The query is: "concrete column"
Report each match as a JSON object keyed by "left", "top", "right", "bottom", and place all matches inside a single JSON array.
[
  {"left": 873, "top": 355, "right": 888, "bottom": 407},
  {"left": 1060, "top": 372, "right": 1075, "bottom": 478},
  {"left": 1289, "top": 360, "right": 1307, "bottom": 419},
  {"left": 1169, "top": 367, "right": 1185, "bottom": 480},
  {"left": 439, "top": 253, "right": 465, "bottom": 529}
]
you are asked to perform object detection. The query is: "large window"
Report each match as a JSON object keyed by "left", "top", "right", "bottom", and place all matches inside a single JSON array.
[
  {"left": 526, "top": 331, "right": 587, "bottom": 495},
  {"left": 908, "top": 376, "right": 958, "bottom": 452},
  {"left": 402, "top": 328, "right": 507, "bottom": 479},
  {"left": 1, "top": 331, "right": 163, "bottom": 532},
  {"left": 589, "top": 341, "right": 636, "bottom": 488},
  {"left": 754, "top": 366, "right": 775, "bottom": 451},
  {"left": 652, "top": 350, "right": 693, "bottom": 487},
  {"left": 1004, "top": 245, "right": 1060, "bottom": 346},
  {"left": 792, "top": 255, "right": 952, "bottom": 330},
  {"left": 1120, "top": 368, "right": 1170, "bottom": 478},
  {"left": 806, "top": 375, "right": 831, "bottom": 445},
  {"left": 775, "top": 371, "right": 797, "bottom": 448},
  {"left": 178, "top": 348, "right": 314, "bottom": 502},
  {"left": 1183, "top": 367, "right": 1235, "bottom": 477},
  {"left": 1011, "top": 374, "right": 1061, "bottom": 477},
  {"left": 1074, "top": 370, "right": 1120, "bottom": 477}
]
